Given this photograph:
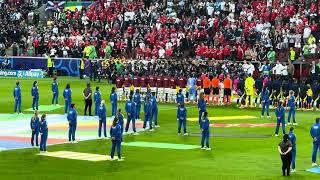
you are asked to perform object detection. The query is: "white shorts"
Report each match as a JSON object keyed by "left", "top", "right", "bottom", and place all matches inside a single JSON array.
[
  {"left": 181, "top": 88, "right": 186, "bottom": 95},
  {"left": 117, "top": 88, "right": 123, "bottom": 94},
  {"left": 151, "top": 87, "right": 157, "bottom": 93},
  {"left": 197, "top": 89, "right": 204, "bottom": 95},
  {"left": 157, "top": 88, "right": 164, "bottom": 94},
  {"left": 171, "top": 89, "right": 177, "bottom": 95},
  {"left": 165, "top": 88, "right": 171, "bottom": 93},
  {"left": 124, "top": 87, "right": 130, "bottom": 92},
  {"left": 220, "top": 90, "right": 224, "bottom": 98},
  {"left": 141, "top": 87, "right": 147, "bottom": 93}
]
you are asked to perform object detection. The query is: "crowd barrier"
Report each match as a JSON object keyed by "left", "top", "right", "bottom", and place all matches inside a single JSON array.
[{"left": 0, "top": 56, "right": 311, "bottom": 79}]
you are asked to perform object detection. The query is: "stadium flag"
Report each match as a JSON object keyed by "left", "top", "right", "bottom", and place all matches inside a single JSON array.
[
  {"left": 64, "top": 1, "right": 95, "bottom": 11},
  {"left": 64, "top": 1, "right": 83, "bottom": 11},
  {"left": 45, "top": 1, "right": 66, "bottom": 12}
]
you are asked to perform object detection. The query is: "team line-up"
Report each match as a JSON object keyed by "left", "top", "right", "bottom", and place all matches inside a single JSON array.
[{"left": 10, "top": 76, "right": 320, "bottom": 166}]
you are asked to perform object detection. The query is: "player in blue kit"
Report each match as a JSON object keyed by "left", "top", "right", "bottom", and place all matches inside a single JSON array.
[
  {"left": 39, "top": 114, "right": 48, "bottom": 153},
  {"left": 31, "top": 81, "right": 39, "bottom": 111},
  {"left": 261, "top": 87, "right": 270, "bottom": 118},
  {"left": 117, "top": 109, "right": 124, "bottom": 134},
  {"left": 133, "top": 89, "right": 141, "bottom": 120},
  {"left": 310, "top": 118, "right": 320, "bottom": 166},
  {"left": 63, "top": 84, "right": 72, "bottom": 114},
  {"left": 97, "top": 100, "right": 107, "bottom": 139},
  {"left": 177, "top": 103, "right": 188, "bottom": 135},
  {"left": 150, "top": 92, "right": 159, "bottom": 128},
  {"left": 288, "top": 127, "right": 296, "bottom": 172},
  {"left": 200, "top": 112, "right": 211, "bottom": 150},
  {"left": 198, "top": 92, "right": 206, "bottom": 125},
  {"left": 110, "top": 117, "right": 123, "bottom": 161},
  {"left": 124, "top": 96, "right": 138, "bottom": 135},
  {"left": 110, "top": 87, "right": 118, "bottom": 117},
  {"left": 94, "top": 87, "right": 101, "bottom": 116},
  {"left": 287, "top": 90, "right": 297, "bottom": 125},
  {"left": 13, "top": 81, "right": 22, "bottom": 114},
  {"left": 67, "top": 104, "right": 78, "bottom": 143},
  {"left": 30, "top": 111, "right": 40, "bottom": 147},
  {"left": 143, "top": 96, "right": 153, "bottom": 131},
  {"left": 275, "top": 102, "right": 286, "bottom": 137},
  {"left": 176, "top": 89, "right": 184, "bottom": 106},
  {"left": 51, "top": 77, "right": 59, "bottom": 105}
]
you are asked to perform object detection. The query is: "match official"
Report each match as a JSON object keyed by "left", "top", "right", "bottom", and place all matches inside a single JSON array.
[{"left": 83, "top": 83, "right": 92, "bottom": 116}]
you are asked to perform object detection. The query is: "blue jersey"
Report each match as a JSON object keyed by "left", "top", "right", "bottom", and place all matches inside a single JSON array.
[
  {"left": 176, "top": 93, "right": 184, "bottom": 104},
  {"left": 31, "top": 86, "right": 39, "bottom": 98},
  {"left": 94, "top": 90, "right": 101, "bottom": 103},
  {"left": 288, "top": 132, "right": 296, "bottom": 149},
  {"left": 110, "top": 92, "right": 117, "bottom": 104},
  {"left": 52, "top": 81, "right": 58, "bottom": 93},
  {"left": 133, "top": 93, "right": 141, "bottom": 106},
  {"left": 67, "top": 108, "right": 77, "bottom": 124},
  {"left": 177, "top": 107, "right": 187, "bottom": 120},
  {"left": 40, "top": 120, "right": 48, "bottom": 134},
  {"left": 201, "top": 117, "right": 210, "bottom": 131},
  {"left": 187, "top": 78, "right": 196, "bottom": 90},
  {"left": 150, "top": 95, "right": 158, "bottom": 111},
  {"left": 110, "top": 124, "right": 122, "bottom": 140},
  {"left": 189, "top": 87, "right": 196, "bottom": 95},
  {"left": 118, "top": 113, "right": 124, "bottom": 125},
  {"left": 288, "top": 96, "right": 296, "bottom": 108},
  {"left": 63, "top": 89, "right": 72, "bottom": 101},
  {"left": 144, "top": 92, "right": 152, "bottom": 101},
  {"left": 98, "top": 104, "right": 106, "bottom": 119},
  {"left": 275, "top": 106, "right": 285, "bottom": 120},
  {"left": 125, "top": 100, "right": 135, "bottom": 115},
  {"left": 198, "top": 98, "right": 206, "bottom": 111},
  {"left": 30, "top": 116, "right": 40, "bottom": 131},
  {"left": 13, "top": 85, "right": 21, "bottom": 99},
  {"left": 310, "top": 123, "right": 320, "bottom": 143},
  {"left": 144, "top": 101, "right": 153, "bottom": 116},
  {"left": 261, "top": 89, "right": 270, "bottom": 102}
]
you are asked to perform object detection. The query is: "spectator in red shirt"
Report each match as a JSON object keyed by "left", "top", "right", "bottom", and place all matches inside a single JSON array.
[
  {"left": 223, "top": 45, "right": 231, "bottom": 61},
  {"left": 237, "top": 45, "right": 244, "bottom": 61},
  {"left": 217, "top": 46, "right": 224, "bottom": 60},
  {"left": 165, "top": 47, "right": 173, "bottom": 58}
]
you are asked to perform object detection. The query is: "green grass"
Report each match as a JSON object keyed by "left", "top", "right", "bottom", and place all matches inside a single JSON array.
[{"left": 0, "top": 77, "right": 319, "bottom": 179}]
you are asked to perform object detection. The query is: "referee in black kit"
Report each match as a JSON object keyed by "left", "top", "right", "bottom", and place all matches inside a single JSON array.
[{"left": 83, "top": 83, "right": 92, "bottom": 116}]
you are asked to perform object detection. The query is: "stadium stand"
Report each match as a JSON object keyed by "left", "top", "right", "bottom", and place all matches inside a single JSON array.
[{"left": 0, "top": 0, "right": 319, "bottom": 80}]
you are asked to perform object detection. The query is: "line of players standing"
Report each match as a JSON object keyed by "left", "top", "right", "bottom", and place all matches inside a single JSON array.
[
  {"left": 252, "top": 77, "right": 318, "bottom": 110},
  {"left": 13, "top": 76, "right": 161, "bottom": 160},
  {"left": 114, "top": 74, "right": 199, "bottom": 103}
]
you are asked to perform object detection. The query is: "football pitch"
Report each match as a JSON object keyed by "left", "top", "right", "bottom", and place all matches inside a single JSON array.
[{"left": 0, "top": 77, "right": 319, "bottom": 180}]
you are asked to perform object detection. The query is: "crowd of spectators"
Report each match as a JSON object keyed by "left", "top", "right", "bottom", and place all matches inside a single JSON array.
[{"left": 1, "top": 0, "right": 320, "bottom": 67}]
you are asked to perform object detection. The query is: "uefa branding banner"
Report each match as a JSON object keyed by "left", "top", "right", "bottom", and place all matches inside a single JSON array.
[{"left": 0, "top": 69, "right": 44, "bottom": 78}]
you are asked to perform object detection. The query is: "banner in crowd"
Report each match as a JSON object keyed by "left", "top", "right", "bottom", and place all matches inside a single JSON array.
[
  {"left": 64, "top": 1, "right": 94, "bottom": 11},
  {"left": 0, "top": 69, "right": 44, "bottom": 78},
  {"left": 10, "top": 57, "right": 80, "bottom": 76},
  {"left": 46, "top": 1, "right": 66, "bottom": 12}
]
